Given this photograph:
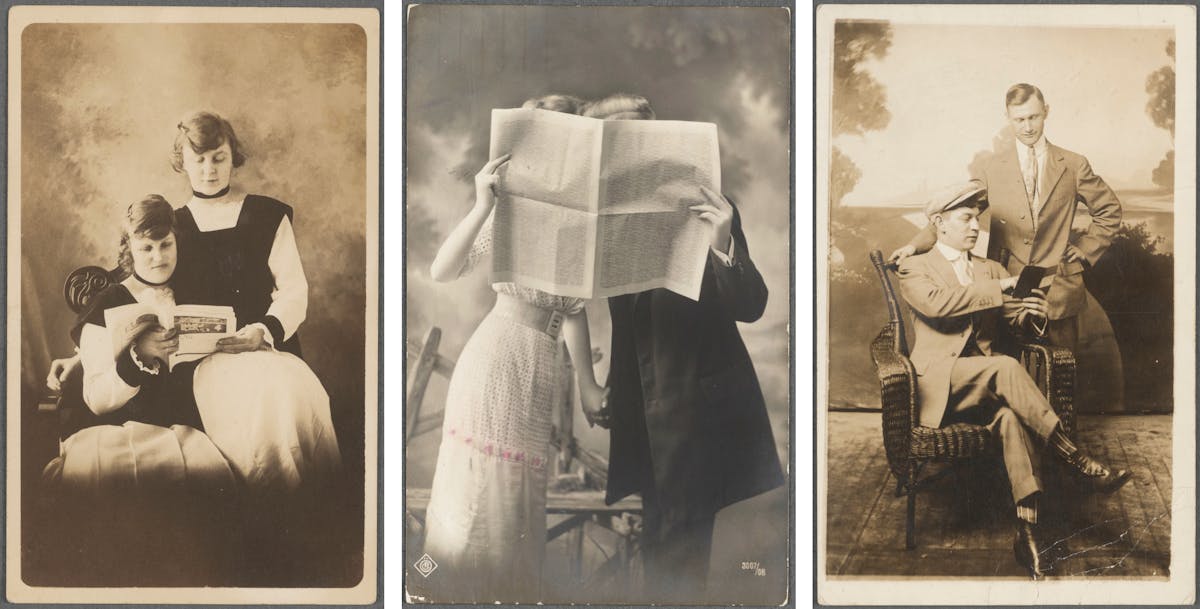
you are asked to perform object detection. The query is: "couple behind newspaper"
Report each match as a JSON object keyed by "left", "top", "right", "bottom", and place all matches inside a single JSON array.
[{"left": 420, "top": 93, "right": 784, "bottom": 602}]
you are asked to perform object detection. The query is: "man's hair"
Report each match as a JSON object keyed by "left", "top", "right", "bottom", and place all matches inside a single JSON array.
[
  {"left": 1006, "top": 83, "right": 1046, "bottom": 108},
  {"left": 583, "top": 93, "right": 655, "bottom": 120}
]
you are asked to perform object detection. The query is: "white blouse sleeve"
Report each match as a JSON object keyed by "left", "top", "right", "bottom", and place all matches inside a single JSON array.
[
  {"left": 79, "top": 323, "right": 139, "bottom": 415},
  {"left": 458, "top": 210, "right": 493, "bottom": 278},
  {"left": 266, "top": 215, "right": 309, "bottom": 342}
]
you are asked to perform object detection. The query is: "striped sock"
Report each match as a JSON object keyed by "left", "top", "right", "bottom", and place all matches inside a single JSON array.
[
  {"left": 1048, "top": 428, "right": 1077, "bottom": 461},
  {"left": 1016, "top": 494, "right": 1039, "bottom": 524}
]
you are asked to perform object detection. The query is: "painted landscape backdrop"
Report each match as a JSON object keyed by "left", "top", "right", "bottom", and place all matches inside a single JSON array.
[{"left": 829, "top": 21, "right": 1176, "bottom": 413}]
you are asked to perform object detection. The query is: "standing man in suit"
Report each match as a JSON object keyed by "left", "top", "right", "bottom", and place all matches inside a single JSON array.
[
  {"left": 892, "top": 83, "right": 1123, "bottom": 351},
  {"left": 897, "top": 183, "right": 1130, "bottom": 579},
  {"left": 584, "top": 94, "right": 784, "bottom": 602}
]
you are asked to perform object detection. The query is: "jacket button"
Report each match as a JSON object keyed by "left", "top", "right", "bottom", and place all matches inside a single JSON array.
[
  {"left": 1019, "top": 213, "right": 1026, "bottom": 219},
  {"left": 1022, "top": 238, "right": 1030, "bottom": 245}
]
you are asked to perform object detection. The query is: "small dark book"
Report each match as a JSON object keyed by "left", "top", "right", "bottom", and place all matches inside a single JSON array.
[{"left": 1013, "top": 265, "right": 1052, "bottom": 298}]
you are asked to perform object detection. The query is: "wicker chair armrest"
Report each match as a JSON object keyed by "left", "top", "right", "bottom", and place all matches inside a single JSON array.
[
  {"left": 871, "top": 326, "right": 918, "bottom": 476},
  {"left": 1015, "top": 339, "right": 1076, "bottom": 435}
]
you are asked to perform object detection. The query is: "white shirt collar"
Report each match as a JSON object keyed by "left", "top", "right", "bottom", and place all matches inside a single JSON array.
[
  {"left": 1015, "top": 134, "right": 1048, "bottom": 159},
  {"left": 935, "top": 240, "right": 970, "bottom": 263}
]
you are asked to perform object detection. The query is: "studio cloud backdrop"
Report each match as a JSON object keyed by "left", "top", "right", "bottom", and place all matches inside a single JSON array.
[{"left": 18, "top": 22, "right": 370, "bottom": 541}]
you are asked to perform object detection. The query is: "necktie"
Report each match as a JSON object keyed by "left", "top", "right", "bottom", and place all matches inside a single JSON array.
[
  {"left": 952, "top": 254, "right": 974, "bottom": 286},
  {"left": 1023, "top": 145, "right": 1038, "bottom": 203}
]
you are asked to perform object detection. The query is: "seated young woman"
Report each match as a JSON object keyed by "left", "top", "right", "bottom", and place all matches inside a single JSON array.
[{"left": 47, "top": 194, "right": 234, "bottom": 494}]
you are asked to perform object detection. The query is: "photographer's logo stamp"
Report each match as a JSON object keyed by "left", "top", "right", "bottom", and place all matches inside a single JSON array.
[{"left": 415, "top": 553, "right": 438, "bottom": 578}]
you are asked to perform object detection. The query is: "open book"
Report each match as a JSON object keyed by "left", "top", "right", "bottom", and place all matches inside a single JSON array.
[
  {"left": 103, "top": 303, "right": 236, "bottom": 371},
  {"left": 488, "top": 108, "right": 721, "bottom": 301}
]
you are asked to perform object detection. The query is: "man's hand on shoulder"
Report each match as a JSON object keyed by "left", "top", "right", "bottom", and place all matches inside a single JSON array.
[{"left": 889, "top": 244, "right": 916, "bottom": 263}]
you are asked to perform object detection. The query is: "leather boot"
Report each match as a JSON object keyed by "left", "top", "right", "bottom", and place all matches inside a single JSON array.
[
  {"left": 1013, "top": 521, "right": 1047, "bottom": 579},
  {"left": 1060, "top": 450, "right": 1132, "bottom": 494}
]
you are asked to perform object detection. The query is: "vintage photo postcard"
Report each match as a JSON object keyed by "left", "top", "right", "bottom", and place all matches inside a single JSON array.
[
  {"left": 816, "top": 3, "right": 1196, "bottom": 605},
  {"left": 5, "top": 4, "right": 380, "bottom": 604},
  {"left": 403, "top": 2, "right": 793, "bottom": 604}
]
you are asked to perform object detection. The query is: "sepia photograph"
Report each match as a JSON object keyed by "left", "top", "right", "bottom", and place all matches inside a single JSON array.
[
  {"left": 403, "top": 2, "right": 792, "bottom": 605},
  {"left": 816, "top": 3, "right": 1195, "bottom": 605},
  {"left": 5, "top": 4, "right": 380, "bottom": 604}
]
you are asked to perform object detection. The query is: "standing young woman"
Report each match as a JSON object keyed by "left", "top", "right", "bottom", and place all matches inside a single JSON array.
[
  {"left": 170, "top": 111, "right": 340, "bottom": 493},
  {"left": 420, "top": 95, "right": 608, "bottom": 601}
]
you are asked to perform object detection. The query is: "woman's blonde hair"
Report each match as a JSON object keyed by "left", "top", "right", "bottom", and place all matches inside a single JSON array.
[{"left": 582, "top": 93, "right": 655, "bottom": 120}]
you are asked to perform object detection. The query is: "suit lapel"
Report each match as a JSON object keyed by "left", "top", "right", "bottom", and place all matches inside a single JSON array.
[
  {"left": 997, "top": 145, "right": 1027, "bottom": 204},
  {"left": 1038, "top": 144, "right": 1067, "bottom": 212},
  {"left": 970, "top": 255, "right": 991, "bottom": 281},
  {"left": 928, "top": 250, "right": 964, "bottom": 290}
]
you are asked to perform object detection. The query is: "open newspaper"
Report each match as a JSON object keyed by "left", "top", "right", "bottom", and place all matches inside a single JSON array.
[
  {"left": 488, "top": 108, "right": 721, "bottom": 301},
  {"left": 104, "top": 303, "right": 236, "bottom": 371}
]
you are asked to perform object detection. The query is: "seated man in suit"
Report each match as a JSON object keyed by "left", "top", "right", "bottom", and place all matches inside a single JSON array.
[{"left": 896, "top": 182, "right": 1131, "bottom": 578}]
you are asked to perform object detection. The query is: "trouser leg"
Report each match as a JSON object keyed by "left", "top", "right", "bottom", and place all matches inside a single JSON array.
[
  {"left": 987, "top": 406, "right": 1043, "bottom": 503},
  {"left": 946, "top": 357, "right": 1061, "bottom": 502},
  {"left": 948, "top": 356, "right": 1061, "bottom": 443},
  {"left": 1047, "top": 316, "right": 1080, "bottom": 352},
  {"left": 640, "top": 486, "right": 716, "bottom": 603}
]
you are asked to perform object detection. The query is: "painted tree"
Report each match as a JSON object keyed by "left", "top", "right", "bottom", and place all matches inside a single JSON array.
[
  {"left": 1145, "top": 38, "right": 1175, "bottom": 189},
  {"left": 830, "top": 20, "right": 892, "bottom": 206}
]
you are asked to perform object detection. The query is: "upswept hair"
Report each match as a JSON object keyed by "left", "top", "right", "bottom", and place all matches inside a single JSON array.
[
  {"left": 582, "top": 93, "right": 655, "bottom": 120},
  {"left": 170, "top": 111, "right": 246, "bottom": 173},
  {"left": 117, "top": 194, "right": 177, "bottom": 276},
  {"left": 1005, "top": 83, "right": 1046, "bottom": 108},
  {"left": 522, "top": 94, "right": 588, "bottom": 114}
]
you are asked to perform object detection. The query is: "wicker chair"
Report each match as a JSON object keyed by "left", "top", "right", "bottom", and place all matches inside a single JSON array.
[{"left": 867, "top": 249, "right": 1076, "bottom": 550}]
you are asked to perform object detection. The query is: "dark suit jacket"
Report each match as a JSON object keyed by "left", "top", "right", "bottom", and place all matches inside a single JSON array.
[
  {"left": 604, "top": 203, "right": 783, "bottom": 520},
  {"left": 909, "top": 142, "right": 1122, "bottom": 319}
]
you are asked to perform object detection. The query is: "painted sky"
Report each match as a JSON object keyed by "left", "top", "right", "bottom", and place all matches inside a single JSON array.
[{"left": 837, "top": 24, "right": 1175, "bottom": 206}]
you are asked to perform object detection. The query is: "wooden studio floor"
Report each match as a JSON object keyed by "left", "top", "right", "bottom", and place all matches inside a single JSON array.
[{"left": 826, "top": 412, "right": 1172, "bottom": 579}]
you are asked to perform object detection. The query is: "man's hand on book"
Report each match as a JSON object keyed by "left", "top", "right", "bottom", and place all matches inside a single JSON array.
[
  {"left": 689, "top": 186, "right": 734, "bottom": 256},
  {"left": 216, "top": 325, "right": 267, "bottom": 354},
  {"left": 474, "top": 153, "right": 512, "bottom": 211},
  {"left": 134, "top": 326, "right": 179, "bottom": 367}
]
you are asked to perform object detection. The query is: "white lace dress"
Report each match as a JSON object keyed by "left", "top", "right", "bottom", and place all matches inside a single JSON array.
[{"left": 421, "top": 214, "right": 583, "bottom": 602}]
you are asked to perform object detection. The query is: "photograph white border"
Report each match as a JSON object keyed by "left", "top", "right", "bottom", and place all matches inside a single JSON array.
[
  {"left": 815, "top": 4, "right": 1196, "bottom": 605},
  {"left": 4, "top": 5, "right": 381, "bottom": 604}
]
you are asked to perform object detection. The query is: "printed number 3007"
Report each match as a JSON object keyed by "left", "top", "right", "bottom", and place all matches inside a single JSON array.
[{"left": 741, "top": 561, "right": 767, "bottom": 577}]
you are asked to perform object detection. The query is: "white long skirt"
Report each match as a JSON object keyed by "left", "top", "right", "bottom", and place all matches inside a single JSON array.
[
  {"left": 193, "top": 350, "right": 342, "bottom": 493},
  {"left": 420, "top": 311, "right": 561, "bottom": 602}
]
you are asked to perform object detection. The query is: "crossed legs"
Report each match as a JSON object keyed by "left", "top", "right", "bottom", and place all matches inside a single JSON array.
[{"left": 944, "top": 355, "right": 1060, "bottom": 504}]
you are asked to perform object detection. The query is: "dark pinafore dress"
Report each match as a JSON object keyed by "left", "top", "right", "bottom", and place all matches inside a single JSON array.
[
  {"left": 172, "top": 195, "right": 302, "bottom": 357},
  {"left": 68, "top": 284, "right": 204, "bottom": 435}
]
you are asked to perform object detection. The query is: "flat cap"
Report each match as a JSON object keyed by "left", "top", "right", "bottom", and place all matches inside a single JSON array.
[{"left": 924, "top": 181, "right": 988, "bottom": 217}]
